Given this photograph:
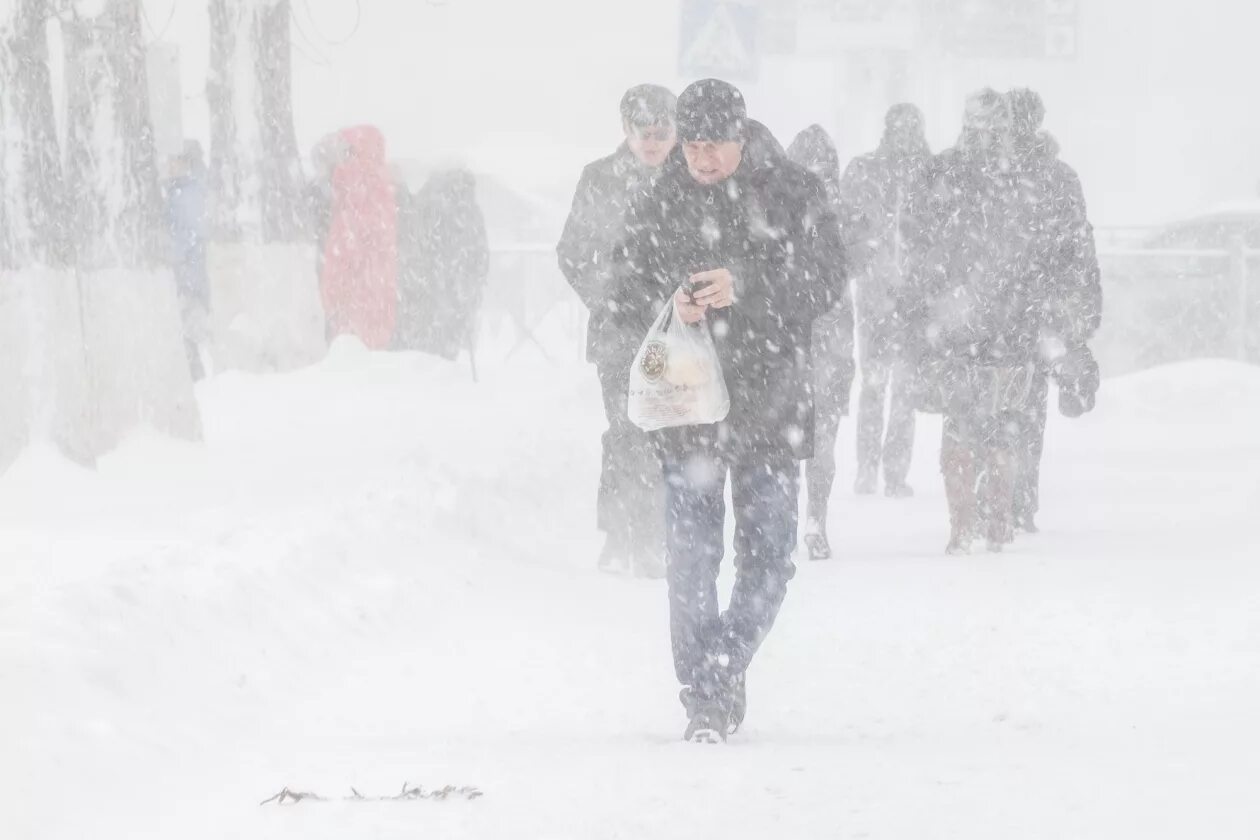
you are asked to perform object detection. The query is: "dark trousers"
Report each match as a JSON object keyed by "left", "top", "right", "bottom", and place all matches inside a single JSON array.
[
  {"left": 1014, "top": 372, "right": 1049, "bottom": 522},
  {"left": 805, "top": 327, "right": 855, "bottom": 526},
  {"left": 663, "top": 448, "right": 799, "bottom": 700},
  {"left": 856, "top": 357, "right": 916, "bottom": 485},
  {"left": 941, "top": 410, "right": 1018, "bottom": 543},
  {"left": 595, "top": 361, "right": 664, "bottom": 557},
  {"left": 939, "top": 363, "right": 1032, "bottom": 544},
  {"left": 175, "top": 264, "right": 209, "bottom": 382}
]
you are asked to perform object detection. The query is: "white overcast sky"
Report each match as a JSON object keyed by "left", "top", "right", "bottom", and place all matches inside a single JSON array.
[{"left": 149, "top": 0, "right": 1258, "bottom": 226}]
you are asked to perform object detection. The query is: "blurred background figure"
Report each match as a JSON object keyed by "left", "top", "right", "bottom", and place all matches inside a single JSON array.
[
  {"left": 908, "top": 89, "right": 1051, "bottom": 553},
  {"left": 788, "top": 124, "right": 855, "bottom": 561},
  {"left": 1006, "top": 88, "right": 1103, "bottom": 533},
  {"left": 164, "top": 139, "right": 211, "bottom": 381},
  {"left": 395, "top": 168, "right": 490, "bottom": 362},
  {"left": 556, "top": 83, "right": 677, "bottom": 577},
  {"left": 308, "top": 131, "right": 348, "bottom": 282},
  {"left": 320, "top": 125, "right": 399, "bottom": 350},
  {"left": 839, "top": 104, "right": 933, "bottom": 499}
]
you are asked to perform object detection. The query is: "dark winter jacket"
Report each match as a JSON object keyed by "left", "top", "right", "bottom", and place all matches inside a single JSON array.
[
  {"left": 787, "top": 124, "right": 842, "bottom": 208},
  {"left": 743, "top": 119, "right": 788, "bottom": 170},
  {"left": 905, "top": 145, "right": 1056, "bottom": 373},
  {"left": 611, "top": 141, "right": 847, "bottom": 461},
  {"left": 1016, "top": 131, "right": 1103, "bottom": 349},
  {"left": 557, "top": 144, "right": 667, "bottom": 365},
  {"left": 838, "top": 131, "right": 934, "bottom": 361},
  {"left": 788, "top": 125, "right": 856, "bottom": 401},
  {"left": 396, "top": 169, "right": 490, "bottom": 360}
]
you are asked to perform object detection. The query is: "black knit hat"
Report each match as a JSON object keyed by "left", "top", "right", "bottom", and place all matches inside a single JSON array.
[
  {"left": 1008, "top": 88, "right": 1046, "bottom": 137},
  {"left": 675, "top": 79, "right": 747, "bottom": 143},
  {"left": 620, "top": 84, "right": 677, "bottom": 128}
]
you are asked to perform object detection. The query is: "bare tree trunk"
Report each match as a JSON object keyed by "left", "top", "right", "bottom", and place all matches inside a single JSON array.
[
  {"left": 63, "top": 0, "right": 164, "bottom": 271},
  {"left": 0, "top": 0, "right": 70, "bottom": 270},
  {"left": 209, "top": 0, "right": 306, "bottom": 244}
]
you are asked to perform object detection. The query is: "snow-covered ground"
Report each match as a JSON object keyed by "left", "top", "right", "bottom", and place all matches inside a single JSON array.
[{"left": 3, "top": 337, "right": 1259, "bottom": 839}]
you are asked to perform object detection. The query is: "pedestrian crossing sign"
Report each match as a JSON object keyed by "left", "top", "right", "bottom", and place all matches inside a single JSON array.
[{"left": 678, "top": 0, "right": 761, "bottom": 83}]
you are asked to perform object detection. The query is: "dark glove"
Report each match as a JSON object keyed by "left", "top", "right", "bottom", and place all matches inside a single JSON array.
[{"left": 1054, "top": 344, "right": 1100, "bottom": 418}]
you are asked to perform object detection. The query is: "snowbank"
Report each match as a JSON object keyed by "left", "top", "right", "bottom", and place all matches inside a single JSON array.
[
  {"left": 78, "top": 269, "right": 202, "bottom": 452},
  {"left": 0, "top": 270, "right": 94, "bottom": 472},
  {"left": 207, "top": 243, "right": 326, "bottom": 372}
]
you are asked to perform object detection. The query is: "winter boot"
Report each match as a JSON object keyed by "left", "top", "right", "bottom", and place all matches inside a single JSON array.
[
  {"left": 946, "top": 529, "right": 974, "bottom": 555},
  {"left": 982, "top": 448, "right": 1017, "bottom": 552},
  {"left": 679, "top": 685, "right": 731, "bottom": 743},
  {"left": 1015, "top": 510, "right": 1039, "bottom": 534},
  {"left": 683, "top": 698, "right": 731, "bottom": 744},
  {"left": 597, "top": 533, "right": 628, "bottom": 574},
  {"left": 854, "top": 467, "right": 878, "bottom": 496},
  {"left": 803, "top": 518, "right": 832, "bottom": 561},
  {"left": 728, "top": 672, "right": 747, "bottom": 735},
  {"left": 631, "top": 544, "right": 667, "bottom": 579},
  {"left": 942, "top": 435, "right": 978, "bottom": 556},
  {"left": 884, "top": 480, "right": 915, "bottom": 499}
]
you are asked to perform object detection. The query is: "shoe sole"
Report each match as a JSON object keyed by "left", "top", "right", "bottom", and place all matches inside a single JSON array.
[
  {"left": 803, "top": 535, "right": 831, "bottom": 561},
  {"left": 687, "top": 727, "right": 726, "bottom": 744}
]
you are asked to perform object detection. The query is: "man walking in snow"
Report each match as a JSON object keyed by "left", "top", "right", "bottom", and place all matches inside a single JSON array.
[
  {"left": 787, "top": 124, "right": 856, "bottom": 561},
  {"left": 557, "top": 84, "right": 678, "bottom": 578},
  {"left": 612, "top": 80, "right": 845, "bottom": 740},
  {"left": 906, "top": 90, "right": 1056, "bottom": 553},
  {"left": 1006, "top": 88, "right": 1103, "bottom": 533},
  {"left": 839, "top": 105, "right": 933, "bottom": 498}
]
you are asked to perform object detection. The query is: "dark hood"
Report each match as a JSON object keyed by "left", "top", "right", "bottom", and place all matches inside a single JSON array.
[{"left": 787, "top": 124, "right": 840, "bottom": 205}]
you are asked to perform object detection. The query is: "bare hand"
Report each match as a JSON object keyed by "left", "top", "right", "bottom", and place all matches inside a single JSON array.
[
  {"left": 688, "top": 268, "right": 735, "bottom": 309},
  {"left": 675, "top": 288, "right": 707, "bottom": 324}
]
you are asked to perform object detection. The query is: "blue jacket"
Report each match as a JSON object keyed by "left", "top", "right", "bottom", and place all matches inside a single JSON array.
[{"left": 166, "top": 173, "right": 208, "bottom": 297}]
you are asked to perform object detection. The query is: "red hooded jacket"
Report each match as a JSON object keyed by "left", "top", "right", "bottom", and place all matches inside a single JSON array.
[{"left": 320, "top": 125, "right": 398, "bottom": 349}]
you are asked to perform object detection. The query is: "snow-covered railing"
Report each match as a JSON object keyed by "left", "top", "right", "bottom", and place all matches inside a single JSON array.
[
  {"left": 479, "top": 241, "right": 1260, "bottom": 375},
  {"left": 484, "top": 243, "right": 585, "bottom": 363},
  {"left": 1095, "top": 237, "right": 1258, "bottom": 374}
]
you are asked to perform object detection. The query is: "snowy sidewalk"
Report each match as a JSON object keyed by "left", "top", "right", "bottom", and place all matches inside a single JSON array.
[{"left": 2, "top": 352, "right": 1259, "bottom": 840}]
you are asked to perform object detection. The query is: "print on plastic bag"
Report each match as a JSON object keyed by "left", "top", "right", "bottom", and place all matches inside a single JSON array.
[{"left": 627, "top": 294, "right": 730, "bottom": 431}]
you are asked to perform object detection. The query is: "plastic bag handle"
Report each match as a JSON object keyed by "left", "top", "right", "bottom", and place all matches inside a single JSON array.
[{"left": 669, "top": 286, "right": 710, "bottom": 333}]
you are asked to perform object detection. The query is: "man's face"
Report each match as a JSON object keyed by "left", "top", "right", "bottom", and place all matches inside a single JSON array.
[
  {"left": 626, "top": 123, "right": 677, "bottom": 168},
  {"left": 979, "top": 112, "right": 1014, "bottom": 161},
  {"left": 682, "top": 140, "right": 744, "bottom": 185}
]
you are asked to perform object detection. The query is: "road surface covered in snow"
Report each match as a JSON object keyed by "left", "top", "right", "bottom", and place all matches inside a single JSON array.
[{"left": 3, "top": 345, "right": 1258, "bottom": 839}]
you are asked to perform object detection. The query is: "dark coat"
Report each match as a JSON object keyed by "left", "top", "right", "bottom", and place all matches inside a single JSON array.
[
  {"left": 787, "top": 124, "right": 842, "bottom": 208},
  {"left": 611, "top": 142, "right": 847, "bottom": 462},
  {"left": 1016, "top": 132, "right": 1103, "bottom": 349},
  {"left": 838, "top": 137, "right": 933, "bottom": 362},
  {"left": 557, "top": 144, "right": 666, "bottom": 365},
  {"left": 788, "top": 124, "right": 856, "bottom": 405},
  {"left": 909, "top": 147, "right": 1033, "bottom": 365},
  {"left": 396, "top": 169, "right": 490, "bottom": 359},
  {"left": 743, "top": 119, "right": 787, "bottom": 169}
]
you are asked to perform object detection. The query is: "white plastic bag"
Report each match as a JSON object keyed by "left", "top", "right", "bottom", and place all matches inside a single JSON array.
[{"left": 627, "top": 295, "right": 730, "bottom": 431}]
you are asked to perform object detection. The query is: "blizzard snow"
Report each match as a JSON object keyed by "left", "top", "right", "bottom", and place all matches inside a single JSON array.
[{"left": 2, "top": 343, "right": 1259, "bottom": 839}]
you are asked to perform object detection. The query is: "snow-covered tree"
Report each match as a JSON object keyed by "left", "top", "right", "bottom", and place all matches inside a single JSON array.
[
  {"left": 208, "top": 0, "right": 306, "bottom": 243},
  {"left": 0, "top": 0, "right": 70, "bottom": 270},
  {"left": 62, "top": 0, "right": 165, "bottom": 270}
]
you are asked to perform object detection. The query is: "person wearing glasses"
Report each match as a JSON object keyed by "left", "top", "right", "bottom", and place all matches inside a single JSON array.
[{"left": 557, "top": 84, "right": 678, "bottom": 578}]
